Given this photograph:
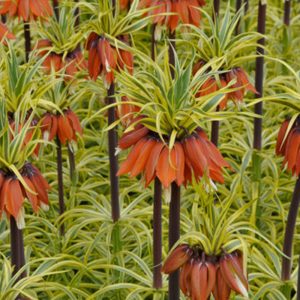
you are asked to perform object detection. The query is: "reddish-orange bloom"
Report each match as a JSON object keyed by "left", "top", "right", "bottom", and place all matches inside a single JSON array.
[
  {"left": 86, "top": 34, "right": 116, "bottom": 84},
  {"left": 117, "top": 127, "right": 230, "bottom": 188},
  {"left": 161, "top": 244, "right": 193, "bottom": 274},
  {"left": 0, "top": 21, "right": 15, "bottom": 44},
  {"left": 139, "top": 0, "right": 205, "bottom": 32},
  {"left": 217, "top": 252, "right": 248, "bottom": 298},
  {"left": 183, "top": 128, "right": 231, "bottom": 185},
  {"left": 213, "top": 267, "right": 231, "bottom": 300},
  {"left": 86, "top": 33, "right": 133, "bottom": 85},
  {"left": 0, "top": 163, "right": 50, "bottom": 228},
  {"left": 0, "top": 0, "right": 53, "bottom": 21},
  {"left": 162, "top": 245, "right": 217, "bottom": 300},
  {"left": 276, "top": 118, "right": 300, "bottom": 176},
  {"left": 162, "top": 246, "right": 247, "bottom": 300},
  {"left": 194, "top": 62, "right": 256, "bottom": 109},
  {"left": 36, "top": 40, "right": 87, "bottom": 78},
  {"left": 41, "top": 109, "right": 83, "bottom": 145}
]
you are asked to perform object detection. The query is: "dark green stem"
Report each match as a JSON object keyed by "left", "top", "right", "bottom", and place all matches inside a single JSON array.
[
  {"left": 53, "top": 0, "right": 59, "bottom": 20},
  {"left": 214, "top": 0, "right": 220, "bottom": 16},
  {"left": 211, "top": 106, "right": 220, "bottom": 146},
  {"left": 56, "top": 136, "right": 65, "bottom": 236},
  {"left": 10, "top": 217, "right": 26, "bottom": 300},
  {"left": 235, "top": 0, "right": 243, "bottom": 35},
  {"left": 107, "top": 83, "right": 120, "bottom": 223},
  {"left": 168, "top": 183, "right": 181, "bottom": 300},
  {"left": 67, "top": 144, "right": 76, "bottom": 184},
  {"left": 168, "top": 28, "right": 180, "bottom": 300},
  {"left": 281, "top": 177, "right": 300, "bottom": 281},
  {"left": 151, "top": 24, "right": 156, "bottom": 61},
  {"left": 153, "top": 178, "right": 162, "bottom": 289},
  {"left": 244, "top": 0, "right": 249, "bottom": 13},
  {"left": 112, "top": 0, "right": 116, "bottom": 16},
  {"left": 168, "top": 30, "right": 176, "bottom": 79},
  {"left": 23, "top": 22, "right": 31, "bottom": 63},
  {"left": 284, "top": 0, "right": 291, "bottom": 26},
  {"left": 297, "top": 255, "right": 300, "bottom": 299},
  {"left": 253, "top": 1, "right": 266, "bottom": 151},
  {"left": 152, "top": 26, "right": 162, "bottom": 290}
]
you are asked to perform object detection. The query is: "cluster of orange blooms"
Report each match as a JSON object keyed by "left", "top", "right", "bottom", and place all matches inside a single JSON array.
[
  {"left": 0, "top": 163, "right": 50, "bottom": 226},
  {"left": 86, "top": 33, "right": 133, "bottom": 85},
  {"left": 36, "top": 40, "right": 87, "bottom": 78},
  {"left": 41, "top": 109, "right": 83, "bottom": 144},
  {"left": 193, "top": 60, "right": 257, "bottom": 109},
  {"left": 121, "top": 0, "right": 206, "bottom": 31},
  {"left": 118, "top": 125, "right": 231, "bottom": 188},
  {"left": 162, "top": 244, "right": 248, "bottom": 300}
]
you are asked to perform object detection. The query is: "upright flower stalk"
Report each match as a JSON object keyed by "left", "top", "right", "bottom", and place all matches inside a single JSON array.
[
  {"left": 107, "top": 83, "right": 120, "bottom": 223},
  {"left": 253, "top": 0, "right": 266, "bottom": 152},
  {"left": 10, "top": 216, "right": 26, "bottom": 281},
  {"left": 276, "top": 118, "right": 300, "bottom": 281},
  {"left": 23, "top": 22, "right": 31, "bottom": 62},
  {"left": 235, "top": 0, "right": 242, "bottom": 35},
  {"left": 283, "top": 0, "right": 291, "bottom": 26},
  {"left": 41, "top": 109, "right": 83, "bottom": 235},
  {"left": 281, "top": 176, "right": 300, "bottom": 281},
  {"left": 213, "top": 0, "right": 220, "bottom": 16},
  {"left": 168, "top": 23, "right": 180, "bottom": 300},
  {"left": 150, "top": 21, "right": 162, "bottom": 289},
  {"left": 210, "top": 0, "right": 220, "bottom": 146},
  {"left": 53, "top": 0, "right": 59, "bottom": 20},
  {"left": 153, "top": 177, "right": 162, "bottom": 289},
  {"left": 251, "top": 0, "right": 266, "bottom": 228},
  {"left": 56, "top": 136, "right": 65, "bottom": 236}
]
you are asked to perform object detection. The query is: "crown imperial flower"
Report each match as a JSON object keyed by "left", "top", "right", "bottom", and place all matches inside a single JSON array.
[
  {"left": 0, "top": 0, "right": 53, "bottom": 21},
  {"left": 0, "top": 163, "right": 50, "bottom": 229},
  {"left": 118, "top": 126, "right": 231, "bottom": 188}
]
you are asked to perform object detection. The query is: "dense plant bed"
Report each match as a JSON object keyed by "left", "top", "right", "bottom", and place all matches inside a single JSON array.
[{"left": 0, "top": 0, "right": 299, "bottom": 299}]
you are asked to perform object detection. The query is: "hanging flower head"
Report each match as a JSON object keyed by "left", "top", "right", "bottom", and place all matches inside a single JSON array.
[
  {"left": 0, "top": 106, "right": 50, "bottom": 229},
  {"left": 83, "top": 1, "right": 150, "bottom": 86},
  {"left": 36, "top": 8, "right": 87, "bottom": 79},
  {"left": 162, "top": 245, "right": 248, "bottom": 299},
  {"left": 36, "top": 39, "right": 87, "bottom": 78},
  {"left": 41, "top": 109, "right": 83, "bottom": 145},
  {"left": 86, "top": 34, "right": 117, "bottom": 84},
  {"left": 0, "top": 45, "right": 57, "bottom": 158},
  {"left": 194, "top": 65, "right": 256, "bottom": 109},
  {"left": 276, "top": 117, "right": 300, "bottom": 176},
  {"left": 117, "top": 126, "right": 230, "bottom": 188},
  {"left": 116, "top": 54, "right": 237, "bottom": 190},
  {"left": 0, "top": 0, "right": 53, "bottom": 21},
  {"left": 86, "top": 33, "right": 133, "bottom": 86},
  {"left": 36, "top": 78, "right": 83, "bottom": 146},
  {"left": 190, "top": 7, "right": 260, "bottom": 109},
  {"left": 139, "top": 0, "right": 206, "bottom": 35},
  {"left": 0, "top": 163, "right": 50, "bottom": 228}
]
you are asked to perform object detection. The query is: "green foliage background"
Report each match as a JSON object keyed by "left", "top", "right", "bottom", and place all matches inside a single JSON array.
[{"left": 0, "top": 0, "right": 300, "bottom": 299}]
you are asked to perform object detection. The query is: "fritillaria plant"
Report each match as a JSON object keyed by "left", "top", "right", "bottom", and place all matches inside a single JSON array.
[
  {"left": 116, "top": 52, "right": 245, "bottom": 298},
  {"left": 0, "top": 103, "right": 50, "bottom": 286}
]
